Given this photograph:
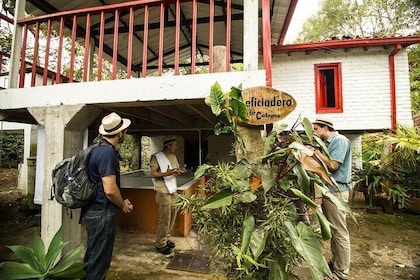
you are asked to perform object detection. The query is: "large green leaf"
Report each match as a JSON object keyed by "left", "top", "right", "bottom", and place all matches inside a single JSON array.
[
  {"left": 249, "top": 228, "right": 267, "bottom": 260},
  {"left": 45, "top": 228, "right": 68, "bottom": 270},
  {"left": 210, "top": 81, "right": 226, "bottom": 116},
  {"left": 261, "top": 165, "right": 276, "bottom": 193},
  {"left": 290, "top": 188, "right": 318, "bottom": 211},
  {"left": 294, "top": 163, "right": 311, "bottom": 195},
  {"left": 321, "top": 189, "right": 358, "bottom": 226},
  {"left": 229, "top": 84, "right": 242, "bottom": 99},
  {"left": 302, "top": 117, "right": 314, "bottom": 143},
  {"left": 5, "top": 245, "right": 40, "bottom": 271},
  {"left": 240, "top": 215, "right": 255, "bottom": 254},
  {"left": 232, "top": 163, "right": 252, "bottom": 179},
  {"left": 240, "top": 191, "right": 257, "bottom": 203},
  {"left": 264, "top": 131, "right": 278, "bottom": 155},
  {"left": 50, "top": 262, "right": 86, "bottom": 279},
  {"left": 32, "top": 233, "right": 47, "bottom": 273},
  {"left": 314, "top": 208, "right": 333, "bottom": 240},
  {"left": 49, "top": 244, "right": 86, "bottom": 277},
  {"left": 202, "top": 189, "right": 233, "bottom": 209},
  {"left": 268, "top": 257, "right": 289, "bottom": 280},
  {"left": 285, "top": 221, "right": 331, "bottom": 279},
  {"left": 230, "top": 97, "right": 248, "bottom": 122},
  {"left": 0, "top": 262, "right": 41, "bottom": 279},
  {"left": 194, "top": 164, "right": 212, "bottom": 179}
]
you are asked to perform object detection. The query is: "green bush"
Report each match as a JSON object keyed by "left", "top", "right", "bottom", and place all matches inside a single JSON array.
[{"left": 0, "top": 132, "right": 24, "bottom": 168}]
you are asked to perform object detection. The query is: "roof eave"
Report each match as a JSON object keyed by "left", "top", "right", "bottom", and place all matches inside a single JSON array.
[{"left": 272, "top": 36, "right": 420, "bottom": 53}]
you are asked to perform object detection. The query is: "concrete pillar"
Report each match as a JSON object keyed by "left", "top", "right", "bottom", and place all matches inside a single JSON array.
[
  {"left": 8, "top": 0, "right": 26, "bottom": 88},
  {"left": 243, "top": 0, "right": 259, "bottom": 71},
  {"left": 131, "top": 134, "right": 141, "bottom": 171},
  {"left": 28, "top": 104, "right": 101, "bottom": 252}
]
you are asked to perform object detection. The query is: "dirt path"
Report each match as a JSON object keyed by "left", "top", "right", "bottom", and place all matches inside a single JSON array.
[{"left": 1, "top": 168, "right": 419, "bottom": 279}]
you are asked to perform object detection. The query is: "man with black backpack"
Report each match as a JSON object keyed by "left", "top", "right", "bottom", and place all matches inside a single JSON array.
[{"left": 83, "top": 112, "right": 134, "bottom": 280}]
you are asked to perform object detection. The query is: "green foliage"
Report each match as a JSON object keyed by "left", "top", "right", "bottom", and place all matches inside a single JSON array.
[
  {"left": 208, "top": 81, "right": 249, "bottom": 159},
  {"left": 176, "top": 111, "right": 356, "bottom": 278},
  {"left": 0, "top": 132, "right": 24, "bottom": 168},
  {"left": 298, "top": 0, "right": 420, "bottom": 42},
  {"left": 116, "top": 134, "right": 134, "bottom": 173},
  {"left": 354, "top": 125, "right": 420, "bottom": 208},
  {"left": 0, "top": 227, "right": 86, "bottom": 279},
  {"left": 408, "top": 45, "right": 420, "bottom": 115}
]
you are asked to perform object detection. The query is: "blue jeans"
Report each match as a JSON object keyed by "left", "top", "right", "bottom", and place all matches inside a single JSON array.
[{"left": 83, "top": 208, "right": 118, "bottom": 280}]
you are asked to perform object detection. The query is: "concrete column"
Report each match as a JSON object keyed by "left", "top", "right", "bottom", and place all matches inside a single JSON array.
[
  {"left": 243, "top": 0, "right": 259, "bottom": 71},
  {"left": 8, "top": 0, "right": 26, "bottom": 88},
  {"left": 28, "top": 104, "right": 101, "bottom": 252},
  {"left": 131, "top": 134, "right": 141, "bottom": 171}
]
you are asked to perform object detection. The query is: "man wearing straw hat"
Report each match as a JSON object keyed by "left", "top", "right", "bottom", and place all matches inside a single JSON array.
[
  {"left": 150, "top": 136, "right": 186, "bottom": 255},
  {"left": 83, "top": 112, "right": 134, "bottom": 280},
  {"left": 311, "top": 118, "right": 352, "bottom": 280}
]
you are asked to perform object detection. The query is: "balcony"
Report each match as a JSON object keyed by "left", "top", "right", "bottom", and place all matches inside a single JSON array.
[
  {"left": 1, "top": 0, "right": 292, "bottom": 130},
  {"left": 10, "top": 0, "right": 287, "bottom": 88}
]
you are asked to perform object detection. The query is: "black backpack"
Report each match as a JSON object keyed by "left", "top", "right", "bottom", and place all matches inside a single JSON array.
[{"left": 51, "top": 141, "right": 110, "bottom": 209}]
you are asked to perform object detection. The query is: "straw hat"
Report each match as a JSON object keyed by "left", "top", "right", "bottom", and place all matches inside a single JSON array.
[
  {"left": 162, "top": 136, "right": 176, "bottom": 149},
  {"left": 312, "top": 117, "right": 334, "bottom": 130},
  {"left": 99, "top": 112, "right": 131, "bottom": 135}
]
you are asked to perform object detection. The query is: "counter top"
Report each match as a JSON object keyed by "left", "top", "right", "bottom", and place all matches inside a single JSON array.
[{"left": 120, "top": 170, "right": 197, "bottom": 191}]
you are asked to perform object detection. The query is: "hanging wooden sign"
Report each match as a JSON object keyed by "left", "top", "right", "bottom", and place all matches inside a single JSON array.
[{"left": 242, "top": 86, "right": 297, "bottom": 125}]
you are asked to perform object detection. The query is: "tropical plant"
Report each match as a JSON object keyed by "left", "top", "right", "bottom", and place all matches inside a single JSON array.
[
  {"left": 352, "top": 133, "right": 389, "bottom": 207},
  {"left": 409, "top": 44, "right": 420, "bottom": 115},
  {"left": 0, "top": 227, "right": 86, "bottom": 280},
  {"left": 378, "top": 125, "right": 420, "bottom": 199},
  {"left": 354, "top": 125, "right": 420, "bottom": 210},
  {"left": 176, "top": 82, "right": 356, "bottom": 279}
]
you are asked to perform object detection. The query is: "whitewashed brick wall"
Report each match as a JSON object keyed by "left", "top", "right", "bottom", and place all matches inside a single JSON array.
[{"left": 270, "top": 46, "right": 413, "bottom": 132}]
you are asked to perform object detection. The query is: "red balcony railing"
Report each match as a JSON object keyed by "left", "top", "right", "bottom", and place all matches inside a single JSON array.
[{"left": 15, "top": 0, "right": 271, "bottom": 88}]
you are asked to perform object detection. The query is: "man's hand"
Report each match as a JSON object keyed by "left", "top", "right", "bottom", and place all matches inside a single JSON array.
[
  {"left": 176, "top": 164, "right": 187, "bottom": 175},
  {"left": 122, "top": 199, "right": 133, "bottom": 213}
]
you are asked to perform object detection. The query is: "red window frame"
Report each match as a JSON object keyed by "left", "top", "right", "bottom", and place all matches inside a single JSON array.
[{"left": 314, "top": 63, "right": 343, "bottom": 113}]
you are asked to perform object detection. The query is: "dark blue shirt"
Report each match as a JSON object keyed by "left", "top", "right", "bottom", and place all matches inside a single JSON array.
[{"left": 87, "top": 139, "right": 120, "bottom": 210}]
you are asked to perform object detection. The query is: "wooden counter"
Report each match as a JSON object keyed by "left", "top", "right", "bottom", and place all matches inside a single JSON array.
[{"left": 117, "top": 171, "right": 199, "bottom": 237}]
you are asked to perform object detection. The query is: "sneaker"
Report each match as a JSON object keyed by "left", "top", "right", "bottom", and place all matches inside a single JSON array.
[
  {"left": 167, "top": 240, "right": 176, "bottom": 248},
  {"left": 156, "top": 245, "right": 172, "bottom": 255}
]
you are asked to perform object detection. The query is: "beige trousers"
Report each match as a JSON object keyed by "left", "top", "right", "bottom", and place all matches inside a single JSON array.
[
  {"left": 322, "top": 190, "right": 350, "bottom": 280},
  {"left": 155, "top": 192, "right": 177, "bottom": 248}
]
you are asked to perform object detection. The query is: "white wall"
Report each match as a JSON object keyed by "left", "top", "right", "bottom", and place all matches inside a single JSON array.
[{"left": 270, "top": 46, "right": 413, "bottom": 131}]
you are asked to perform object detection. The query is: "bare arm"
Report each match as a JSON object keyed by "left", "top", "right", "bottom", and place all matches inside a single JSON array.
[
  {"left": 102, "top": 175, "right": 133, "bottom": 213},
  {"left": 150, "top": 165, "right": 178, "bottom": 178}
]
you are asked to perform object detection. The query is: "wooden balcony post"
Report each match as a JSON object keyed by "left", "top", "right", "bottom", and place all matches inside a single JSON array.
[{"left": 8, "top": 0, "right": 26, "bottom": 88}]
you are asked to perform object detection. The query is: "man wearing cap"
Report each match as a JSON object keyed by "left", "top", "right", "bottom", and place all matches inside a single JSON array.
[
  {"left": 311, "top": 118, "right": 352, "bottom": 280},
  {"left": 83, "top": 112, "right": 134, "bottom": 280},
  {"left": 150, "top": 136, "right": 186, "bottom": 254}
]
